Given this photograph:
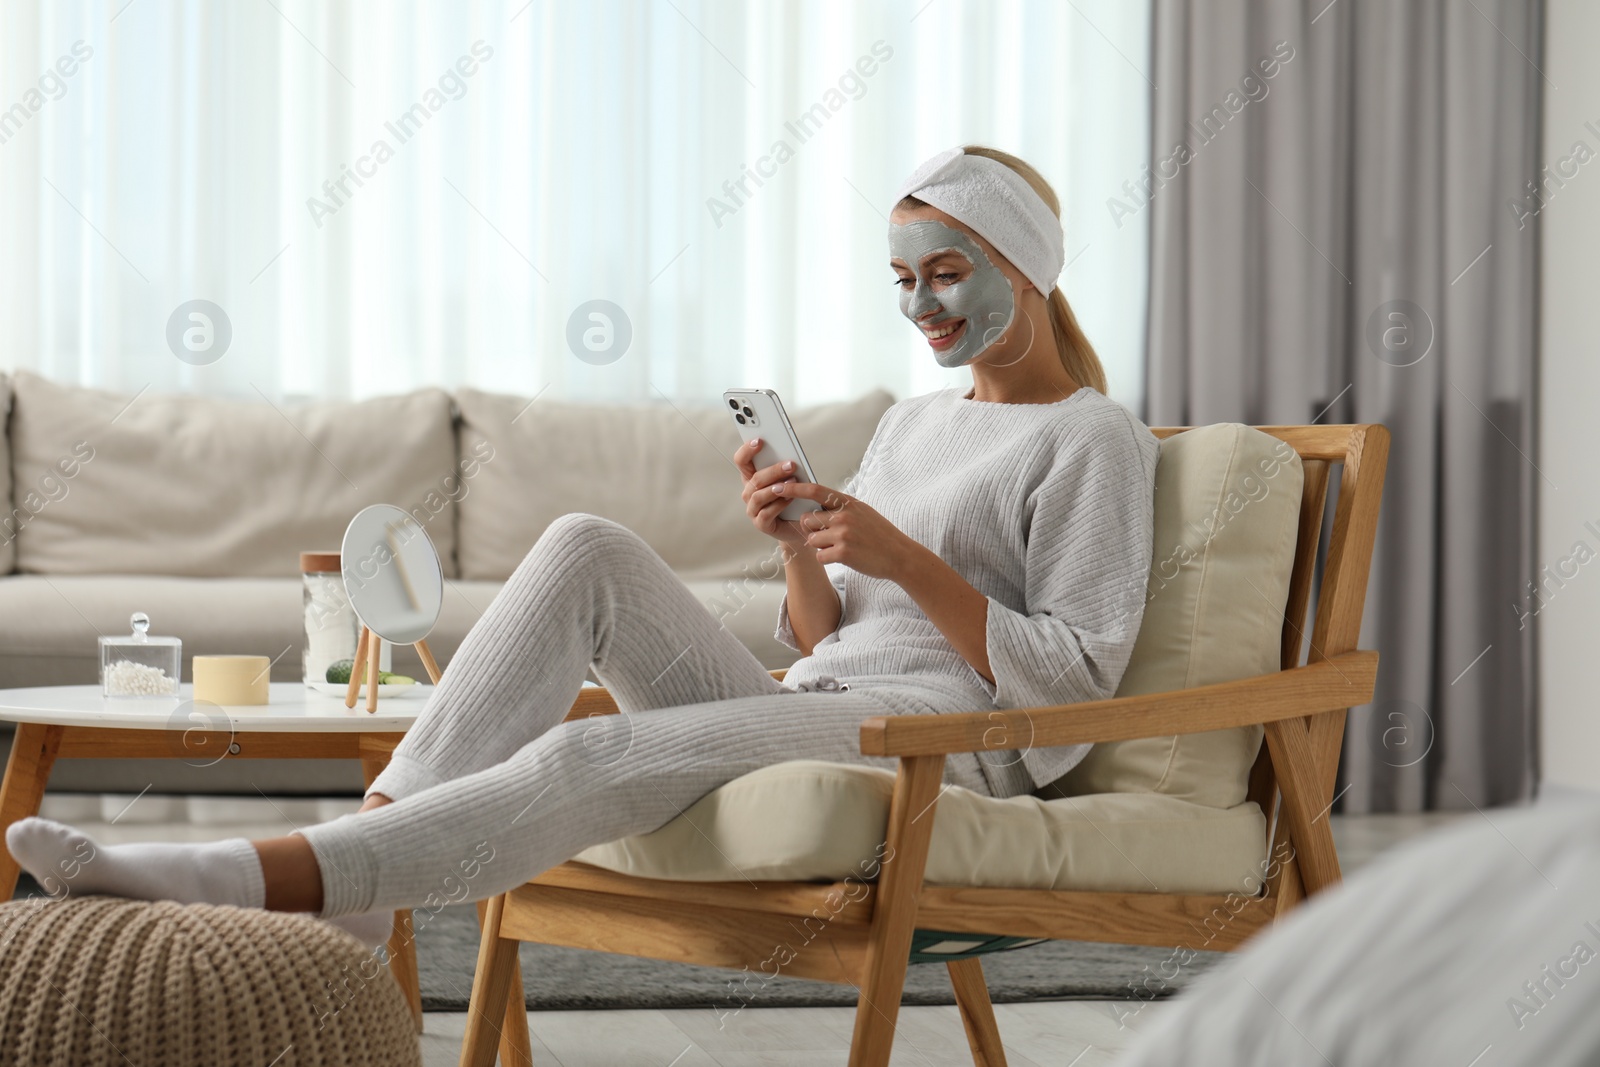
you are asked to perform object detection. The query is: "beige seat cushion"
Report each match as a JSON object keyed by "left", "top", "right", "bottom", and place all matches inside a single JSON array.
[
  {"left": 1043, "top": 424, "right": 1304, "bottom": 809},
  {"left": 8, "top": 371, "right": 460, "bottom": 578},
  {"left": 453, "top": 388, "right": 894, "bottom": 582},
  {"left": 577, "top": 759, "right": 1267, "bottom": 894}
]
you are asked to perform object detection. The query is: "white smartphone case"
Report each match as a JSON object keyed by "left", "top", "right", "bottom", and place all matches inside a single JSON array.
[{"left": 724, "top": 388, "right": 822, "bottom": 520}]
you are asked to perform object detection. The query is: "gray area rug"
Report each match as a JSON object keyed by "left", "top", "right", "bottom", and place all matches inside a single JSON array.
[
  {"left": 409, "top": 902, "right": 1226, "bottom": 1011},
  {"left": 12, "top": 878, "right": 1224, "bottom": 1010}
]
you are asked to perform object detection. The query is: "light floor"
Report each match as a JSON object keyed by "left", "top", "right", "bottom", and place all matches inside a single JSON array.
[
  {"left": 416, "top": 1001, "right": 1165, "bottom": 1066},
  {"left": 30, "top": 792, "right": 1503, "bottom": 1065}
]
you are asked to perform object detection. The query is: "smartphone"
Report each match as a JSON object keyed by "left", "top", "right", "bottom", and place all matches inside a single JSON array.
[{"left": 724, "top": 387, "right": 822, "bottom": 521}]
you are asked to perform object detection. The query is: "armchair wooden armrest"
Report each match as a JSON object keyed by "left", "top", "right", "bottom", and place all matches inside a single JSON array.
[
  {"left": 856, "top": 650, "right": 1378, "bottom": 757},
  {"left": 854, "top": 650, "right": 1375, "bottom": 905}
]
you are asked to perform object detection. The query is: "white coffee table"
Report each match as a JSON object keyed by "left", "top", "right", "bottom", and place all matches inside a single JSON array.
[{"left": 0, "top": 682, "right": 430, "bottom": 1022}]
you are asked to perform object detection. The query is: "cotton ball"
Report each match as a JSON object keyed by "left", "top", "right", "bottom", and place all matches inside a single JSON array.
[{"left": 105, "top": 660, "right": 176, "bottom": 697}]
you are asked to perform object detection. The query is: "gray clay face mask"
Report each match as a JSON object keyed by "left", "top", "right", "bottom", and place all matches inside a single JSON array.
[{"left": 888, "top": 220, "right": 1016, "bottom": 368}]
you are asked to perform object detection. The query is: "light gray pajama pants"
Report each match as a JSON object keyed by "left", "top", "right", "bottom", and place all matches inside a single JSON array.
[{"left": 298, "top": 513, "right": 995, "bottom": 917}]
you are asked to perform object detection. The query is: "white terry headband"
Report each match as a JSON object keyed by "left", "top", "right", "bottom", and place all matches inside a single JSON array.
[{"left": 892, "top": 147, "right": 1066, "bottom": 297}]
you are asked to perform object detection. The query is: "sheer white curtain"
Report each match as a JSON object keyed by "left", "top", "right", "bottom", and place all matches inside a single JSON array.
[{"left": 0, "top": 0, "right": 1150, "bottom": 409}]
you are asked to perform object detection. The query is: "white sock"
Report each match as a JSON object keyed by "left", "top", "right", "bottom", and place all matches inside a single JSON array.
[{"left": 5, "top": 816, "right": 265, "bottom": 909}]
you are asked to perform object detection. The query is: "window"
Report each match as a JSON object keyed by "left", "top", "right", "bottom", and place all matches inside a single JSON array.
[{"left": 1, "top": 0, "right": 1150, "bottom": 410}]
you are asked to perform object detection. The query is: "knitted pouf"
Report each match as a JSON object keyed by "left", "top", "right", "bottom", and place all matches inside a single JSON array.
[{"left": 0, "top": 896, "right": 420, "bottom": 1067}]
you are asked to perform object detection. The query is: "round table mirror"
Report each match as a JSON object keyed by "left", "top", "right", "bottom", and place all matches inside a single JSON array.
[{"left": 340, "top": 504, "right": 444, "bottom": 646}]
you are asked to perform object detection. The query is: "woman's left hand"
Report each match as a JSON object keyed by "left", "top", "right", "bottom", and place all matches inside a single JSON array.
[
  {"left": 774, "top": 481, "right": 918, "bottom": 581},
  {"left": 781, "top": 480, "right": 994, "bottom": 683}
]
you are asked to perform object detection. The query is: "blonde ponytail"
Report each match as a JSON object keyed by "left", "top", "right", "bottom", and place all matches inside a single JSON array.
[
  {"left": 1045, "top": 287, "right": 1107, "bottom": 395},
  {"left": 897, "top": 145, "right": 1108, "bottom": 394}
]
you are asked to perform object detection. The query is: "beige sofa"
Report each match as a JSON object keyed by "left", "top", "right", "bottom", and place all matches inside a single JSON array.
[{"left": 0, "top": 371, "right": 892, "bottom": 792}]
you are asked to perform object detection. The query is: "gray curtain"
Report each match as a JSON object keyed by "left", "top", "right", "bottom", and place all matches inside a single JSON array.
[{"left": 1144, "top": 0, "right": 1542, "bottom": 811}]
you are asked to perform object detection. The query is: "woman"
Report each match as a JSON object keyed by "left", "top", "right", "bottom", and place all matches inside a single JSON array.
[{"left": 7, "top": 146, "right": 1159, "bottom": 937}]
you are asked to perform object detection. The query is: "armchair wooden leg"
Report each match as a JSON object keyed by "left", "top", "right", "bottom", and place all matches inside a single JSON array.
[
  {"left": 848, "top": 754, "right": 945, "bottom": 1067},
  {"left": 387, "top": 909, "right": 423, "bottom": 1032},
  {"left": 1263, "top": 718, "right": 1342, "bottom": 895},
  {"left": 947, "top": 958, "right": 1007, "bottom": 1067},
  {"left": 360, "top": 754, "right": 425, "bottom": 1031},
  {"left": 460, "top": 896, "right": 534, "bottom": 1067}
]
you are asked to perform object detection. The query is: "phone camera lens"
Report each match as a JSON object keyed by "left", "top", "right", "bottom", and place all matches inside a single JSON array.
[
  {"left": 734, "top": 413, "right": 746, "bottom": 424},
  {"left": 741, "top": 406, "right": 754, "bottom": 418},
  {"left": 727, "top": 398, "right": 739, "bottom": 409}
]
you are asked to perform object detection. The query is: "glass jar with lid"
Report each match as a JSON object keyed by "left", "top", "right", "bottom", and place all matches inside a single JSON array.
[
  {"left": 302, "top": 550, "right": 389, "bottom": 687},
  {"left": 100, "top": 612, "right": 182, "bottom": 698}
]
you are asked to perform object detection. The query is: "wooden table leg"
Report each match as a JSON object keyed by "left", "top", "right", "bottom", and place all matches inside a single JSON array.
[
  {"left": 362, "top": 753, "right": 424, "bottom": 1031},
  {"left": 0, "top": 723, "right": 65, "bottom": 900}
]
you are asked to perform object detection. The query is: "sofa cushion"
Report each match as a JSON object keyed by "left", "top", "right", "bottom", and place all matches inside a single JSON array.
[
  {"left": 684, "top": 576, "right": 791, "bottom": 670},
  {"left": 8, "top": 372, "right": 460, "bottom": 578},
  {"left": 1042, "top": 424, "right": 1304, "bottom": 809},
  {"left": 0, "top": 573, "right": 794, "bottom": 690},
  {"left": 452, "top": 388, "right": 894, "bottom": 581},
  {"left": 0, "top": 374, "right": 12, "bottom": 575},
  {"left": 576, "top": 759, "right": 1268, "bottom": 893}
]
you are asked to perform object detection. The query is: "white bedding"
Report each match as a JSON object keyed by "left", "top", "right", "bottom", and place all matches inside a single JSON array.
[{"left": 1118, "top": 798, "right": 1600, "bottom": 1066}]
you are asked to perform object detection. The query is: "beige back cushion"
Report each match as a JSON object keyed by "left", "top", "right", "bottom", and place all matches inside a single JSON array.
[
  {"left": 0, "top": 374, "right": 13, "bottom": 575},
  {"left": 9, "top": 371, "right": 460, "bottom": 578},
  {"left": 1043, "top": 423, "right": 1304, "bottom": 810},
  {"left": 454, "top": 388, "right": 895, "bottom": 581}
]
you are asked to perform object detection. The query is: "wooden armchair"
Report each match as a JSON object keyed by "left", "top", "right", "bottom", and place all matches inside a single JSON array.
[{"left": 457, "top": 423, "right": 1389, "bottom": 1067}]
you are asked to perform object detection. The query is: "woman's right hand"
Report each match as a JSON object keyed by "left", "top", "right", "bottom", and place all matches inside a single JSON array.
[{"left": 735, "top": 437, "right": 815, "bottom": 552}]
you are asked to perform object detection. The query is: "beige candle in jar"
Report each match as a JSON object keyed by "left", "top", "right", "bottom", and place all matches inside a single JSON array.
[{"left": 192, "top": 655, "right": 271, "bottom": 705}]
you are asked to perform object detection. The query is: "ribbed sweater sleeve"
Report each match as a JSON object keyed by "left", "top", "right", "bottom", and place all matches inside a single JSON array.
[
  {"left": 984, "top": 414, "right": 1155, "bottom": 711},
  {"left": 773, "top": 563, "right": 849, "bottom": 653}
]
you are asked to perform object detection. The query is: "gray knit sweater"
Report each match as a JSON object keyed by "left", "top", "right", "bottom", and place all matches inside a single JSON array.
[{"left": 777, "top": 385, "right": 1160, "bottom": 796}]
